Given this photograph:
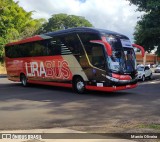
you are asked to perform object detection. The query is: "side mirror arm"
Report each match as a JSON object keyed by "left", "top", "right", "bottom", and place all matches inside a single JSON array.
[
  {"left": 132, "top": 44, "right": 145, "bottom": 57},
  {"left": 90, "top": 40, "right": 112, "bottom": 56}
]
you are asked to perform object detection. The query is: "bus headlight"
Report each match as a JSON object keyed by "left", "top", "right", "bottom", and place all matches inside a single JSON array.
[{"left": 106, "top": 76, "right": 119, "bottom": 82}]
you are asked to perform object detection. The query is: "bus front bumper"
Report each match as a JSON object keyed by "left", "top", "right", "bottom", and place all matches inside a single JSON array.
[
  {"left": 86, "top": 84, "right": 137, "bottom": 92},
  {"left": 106, "top": 75, "right": 138, "bottom": 85}
]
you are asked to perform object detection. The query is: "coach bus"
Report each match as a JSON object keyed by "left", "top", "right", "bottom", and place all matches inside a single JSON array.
[{"left": 4, "top": 27, "right": 145, "bottom": 93}]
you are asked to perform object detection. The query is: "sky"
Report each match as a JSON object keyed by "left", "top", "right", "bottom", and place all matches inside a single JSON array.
[{"left": 14, "top": 0, "right": 143, "bottom": 43}]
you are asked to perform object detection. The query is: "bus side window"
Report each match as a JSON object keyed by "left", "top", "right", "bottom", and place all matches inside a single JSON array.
[
  {"left": 63, "top": 34, "right": 81, "bottom": 55},
  {"left": 47, "top": 38, "right": 61, "bottom": 56},
  {"left": 47, "top": 34, "right": 83, "bottom": 56},
  {"left": 5, "top": 45, "right": 22, "bottom": 58},
  {"left": 91, "top": 45, "right": 105, "bottom": 69},
  {"left": 59, "top": 36, "right": 72, "bottom": 55},
  {"left": 78, "top": 33, "right": 105, "bottom": 69},
  {"left": 20, "top": 43, "right": 33, "bottom": 57},
  {"left": 30, "top": 41, "right": 47, "bottom": 57},
  {"left": 78, "top": 32, "right": 101, "bottom": 58}
]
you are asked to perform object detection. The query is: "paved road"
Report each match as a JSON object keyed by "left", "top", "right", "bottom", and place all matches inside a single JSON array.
[{"left": 0, "top": 74, "right": 160, "bottom": 133}]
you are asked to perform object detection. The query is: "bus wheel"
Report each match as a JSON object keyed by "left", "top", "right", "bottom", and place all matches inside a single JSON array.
[
  {"left": 73, "top": 77, "right": 85, "bottom": 94},
  {"left": 20, "top": 74, "right": 28, "bottom": 87}
]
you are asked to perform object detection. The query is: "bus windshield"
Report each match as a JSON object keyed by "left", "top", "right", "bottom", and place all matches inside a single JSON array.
[{"left": 105, "top": 35, "right": 136, "bottom": 73}]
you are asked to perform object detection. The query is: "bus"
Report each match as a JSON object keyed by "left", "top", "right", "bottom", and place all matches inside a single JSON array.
[{"left": 4, "top": 27, "right": 145, "bottom": 93}]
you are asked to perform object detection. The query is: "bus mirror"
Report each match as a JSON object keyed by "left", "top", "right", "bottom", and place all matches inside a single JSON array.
[
  {"left": 132, "top": 44, "right": 145, "bottom": 57},
  {"left": 90, "top": 40, "right": 112, "bottom": 56}
]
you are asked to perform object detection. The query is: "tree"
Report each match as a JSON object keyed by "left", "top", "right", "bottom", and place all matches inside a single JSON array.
[
  {"left": 0, "top": 0, "right": 45, "bottom": 58},
  {"left": 128, "top": 0, "right": 160, "bottom": 56},
  {"left": 38, "top": 13, "right": 93, "bottom": 33},
  {"left": 128, "top": 0, "right": 160, "bottom": 12}
]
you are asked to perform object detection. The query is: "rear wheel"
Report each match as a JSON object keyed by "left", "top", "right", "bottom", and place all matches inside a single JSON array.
[
  {"left": 149, "top": 73, "right": 152, "bottom": 80},
  {"left": 20, "top": 74, "right": 28, "bottom": 87},
  {"left": 73, "top": 77, "right": 85, "bottom": 94}
]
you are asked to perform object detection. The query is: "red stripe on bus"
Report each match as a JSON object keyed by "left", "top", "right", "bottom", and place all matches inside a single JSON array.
[
  {"left": 86, "top": 84, "right": 137, "bottom": 92},
  {"left": 132, "top": 44, "right": 145, "bottom": 57},
  {"left": 90, "top": 39, "right": 112, "bottom": 56},
  {"left": 112, "top": 73, "right": 131, "bottom": 80},
  {"left": 28, "top": 80, "right": 72, "bottom": 88},
  {"left": 6, "top": 35, "right": 44, "bottom": 46}
]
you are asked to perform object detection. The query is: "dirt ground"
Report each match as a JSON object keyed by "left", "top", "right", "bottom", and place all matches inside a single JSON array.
[{"left": 0, "top": 64, "right": 6, "bottom": 74}]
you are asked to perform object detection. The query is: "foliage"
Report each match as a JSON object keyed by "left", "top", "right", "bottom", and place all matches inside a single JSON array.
[
  {"left": 0, "top": 0, "right": 45, "bottom": 57},
  {"left": 127, "top": 0, "right": 160, "bottom": 56},
  {"left": 38, "top": 13, "right": 93, "bottom": 33},
  {"left": 139, "top": 124, "right": 160, "bottom": 130},
  {"left": 0, "top": 1, "right": 92, "bottom": 58},
  {"left": 127, "top": 0, "right": 160, "bottom": 12}
]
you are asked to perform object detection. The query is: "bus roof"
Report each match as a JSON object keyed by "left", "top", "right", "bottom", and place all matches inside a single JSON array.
[
  {"left": 45, "top": 27, "right": 128, "bottom": 39},
  {"left": 5, "top": 35, "right": 43, "bottom": 46},
  {"left": 5, "top": 27, "right": 129, "bottom": 46}
]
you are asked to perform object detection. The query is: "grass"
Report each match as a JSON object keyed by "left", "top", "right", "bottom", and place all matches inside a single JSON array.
[
  {"left": 138, "top": 124, "right": 160, "bottom": 130},
  {"left": 0, "top": 63, "right": 6, "bottom": 74}
]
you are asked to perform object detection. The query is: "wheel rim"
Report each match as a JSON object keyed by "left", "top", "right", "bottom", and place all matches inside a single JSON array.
[
  {"left": 22, "top": 76, "right": 26, "bottom": 86},
  {"left": 142, "top": 76, "right": 145, "bottom": 81},
  {"left": 76, "top": 81, "right": 84, "bottom": 91}
]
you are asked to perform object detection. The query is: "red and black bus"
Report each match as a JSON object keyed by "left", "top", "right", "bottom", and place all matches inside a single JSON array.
[{"left": 4, "top": 27, "right": 145, "bottom": 93}]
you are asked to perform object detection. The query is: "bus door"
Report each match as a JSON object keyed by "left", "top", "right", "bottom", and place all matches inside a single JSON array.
[{"left": 90, "top": 43, "right": 107, "bottom": 83}]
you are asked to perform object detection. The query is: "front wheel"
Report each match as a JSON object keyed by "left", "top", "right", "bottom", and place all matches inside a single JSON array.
[
  {"left": 142, "top": 75, "right": 145, "bottom": 82},
  {"left": 73, "top": 77, "right": 85, "bottom": 94},
  {"left": 20, "top": 74, "right": 28, "bottom": 87}
]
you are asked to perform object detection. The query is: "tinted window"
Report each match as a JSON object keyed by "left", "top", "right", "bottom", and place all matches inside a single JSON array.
[
  {"left": 31, "top": 41, "right": 47, "bottom": 56},
  {"left": 145, "top": 66, "right": 149, "bottom": 70},
  {"left": 5, "top": 45, "right": 25, "bottom": 58},
  {"left": 5, "top": 45, "right": 15, "bottom": 58},
  {"left": 78, "top": 33, "right": 105, "bottom": 69},
  {"left": 47, "top": 37, "right": 62, "bottom": 55},
  {"left": 91, "top": 44, "right": 106, "bottom": 69},
  {"left": 20, "top": 43, "right": 33, "bottom": 57},
  {"left": 47, "top": 34, "right": 82, "bottom": 56},
  {"left": 78, "top": 33, "right": 101, "bottom": 51},
  {"left": 5, "top": 40, "right": 47, "bottom": 58},
  {"left": 63, "top": 34, "right": 82, "bottom": 55},
  {"left": 105, "top": 35, "right": 122, "bottom": 50},
  {"left": 5, "top": 33, "right": 85, "bottom": 58}
]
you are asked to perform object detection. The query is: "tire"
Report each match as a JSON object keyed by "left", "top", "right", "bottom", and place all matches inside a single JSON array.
[
  {"left": 142, "top": 75, "right": 145, "bottom": 82},
  {"left": 149, "top": 73, "right": 152, "bottom": 80},
  {"left": 73, "top": 77, "right": 85, "bottom": 94},
  {"left": 20, "top": 74, "right": 28, "bottom": 87}
]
